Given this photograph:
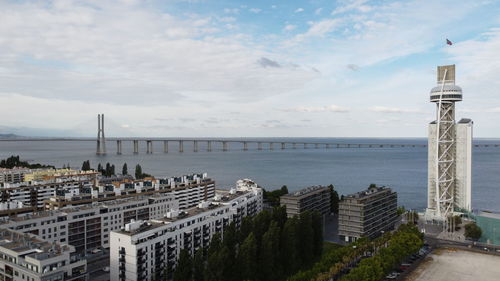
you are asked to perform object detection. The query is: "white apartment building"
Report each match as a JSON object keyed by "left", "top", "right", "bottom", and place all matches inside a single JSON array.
[
  {"left": 109, "top": 179, "right": 263, "bottom": 281},
  {"left": 45, "top": 173, "right": 215, "bottom": 211},
  {"left": 0, "top": 228, "right": 87, "bottom": 281},
  {"left": 0, "top": 168, "right": 33, "bottom": 184},
  {"left": 0, "top": 194, "right": 178, "bottom": 255},
  {"left": 0, "top": 176, "right": 96, "bottom": 218}
]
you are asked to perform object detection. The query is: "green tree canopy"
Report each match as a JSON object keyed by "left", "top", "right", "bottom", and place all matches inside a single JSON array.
[
  {"left": 135, "top": 164, "right": 143, "bottom": 179},
  {"left": 465, "top": 223, "right": 482, "bottom": 240},
  {"left": 328, "top": 184, "right": 339, "bottom": 214},
  {"left": 122, "top": 163, "right": 128, "bottom": 175},
  {"left": 173, "top": 249, "right": 193, "bottom": 281}
]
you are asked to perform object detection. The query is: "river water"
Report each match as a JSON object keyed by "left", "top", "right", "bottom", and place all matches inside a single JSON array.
[{"left": 1, "top": 137, "right": 499, "bottom": 212}]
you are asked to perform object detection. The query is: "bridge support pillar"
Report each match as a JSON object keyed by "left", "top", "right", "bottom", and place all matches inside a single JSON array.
[
  {"left": 146, "top": 140, "right": 153, "bottom": 154},
  {"left": 326, "top": 144, "right": 330, "bottom": 149},
  {"left": 223, "top": 141, "right": 228, "bottom": 151},
  {"left": 304, "top": 143, "right": 307, "bottom": 149},
  {"left": 116, "top": 140, "right": 122, "bottom": 155},
  {"left": 207, "top": 141, "right": 212, "bottom": 152},
  {"left": 164, "top": 141, "right": 168, "bottom": 153},
  {"left": 258, "top": 142, "right": 262, "bottom": 150},
  {"left": 133, "top": 140, "right": 139, "bottom": 154},
  {"left": 281, "top": 142, "right": 285, "bottom": 150},
  {"left": 293, "top": 143, "right": 297, "bottom": 149},
  {"left": 315, "top": 143, "right": 319, "bottom": 149},
  {"left": 179, "top": 140, "right": 184, "bottom": 153},
  {"left": 270, "top": 142, "right": 274, "bottom": 150},
  {"left": 243, "top": 142, "right": 248, "bottom": 151},
  {"left": 193, "top": 141, "right": 198, "bottom": 152},
  {"left": 96, "top": 114, "right": 107, "bottom": 155}
]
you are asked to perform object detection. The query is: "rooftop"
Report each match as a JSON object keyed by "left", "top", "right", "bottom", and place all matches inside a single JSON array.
[
  {"left": 0, "top": 193, "right": 173, "bottom": 224},
  {"left": 0, "top": 228, "right": 71, "bottom": 260},
  {"left": 116, "top": 188, "right": 255, "bottom": 236},
  {"left": 281, "top": 185, "right": 329, "bottom": 199},
  {"left": 345, "top": 186, "right": 393, "bottom": 199}
]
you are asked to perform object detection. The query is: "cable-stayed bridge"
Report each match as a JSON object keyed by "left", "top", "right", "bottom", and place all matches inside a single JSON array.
[{"left": 0, "top": 114, "right": 497, "bottom": 155}]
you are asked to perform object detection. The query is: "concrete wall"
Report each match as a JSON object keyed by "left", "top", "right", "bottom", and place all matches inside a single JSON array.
[{"left": 455, "top": 121, "right": 472, "bottom": 211}]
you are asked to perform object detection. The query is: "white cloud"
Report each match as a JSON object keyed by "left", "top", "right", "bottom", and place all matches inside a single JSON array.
[
  {"left": 218, "top": 16, "right": 236, "bottom": 23},
  {"left": 283, "top": 105, "right": 350, "bottom": 113},
  {"left": 0, "top": 0, "right": 499, "bottom": 137},
  {"left": 369, "top": 106, "right": 424, "bottom": 114},
  {"left": 224, "top": 8, "right": 239, "bottom": 14},
  {"left": 0, "top": 1, "right": 316, "bottom": 106},
  {"left": 286, "top": 19, "right": 341, "bottom": 44},
  {"left": 295, "top": 8, "right": 304, "bottom": 13},
  {"left": 284, "top": 24, "right": 297, "bottom": 31},
  {"left": 315, "top": 8, "right": 323, "bottom": 15},
  {"left": 446, "top": 28, "right": 500, "bottom": 93},
  {"left": 249, "top": 8, "right": 262, "bottom": 14},
  {"left": 332, "top": 0, "right": 371, "bottom": 15}
]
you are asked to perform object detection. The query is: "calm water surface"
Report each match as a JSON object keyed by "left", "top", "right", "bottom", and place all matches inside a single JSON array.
[{"left": 1, "top": 138, "right": 499, "bottom": 212}]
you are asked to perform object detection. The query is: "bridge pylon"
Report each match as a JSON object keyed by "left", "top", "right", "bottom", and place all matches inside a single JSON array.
[{"left": 96, "top": 114, "right": 106, "bottom": 155}]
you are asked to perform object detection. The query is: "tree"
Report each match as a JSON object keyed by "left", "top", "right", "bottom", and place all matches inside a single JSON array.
[
  {"left": 97, "top": 163, "right": 103, "bottom": 173},
  {"left": 272, "top": 205, "right": 287, "bottom": 229},
  {"left": 193, "top": 248, "right": 205, "bottom": 281},
  {"left": 280, "top": 185, "right": 289, "bottom": 194},
  {"left": 122, "top": 163, "right": 128, "bottom": 175},
  {"left": 397, "top": 206, "right": 406, "bottom": 216},
  {"left": 239, "top": 216, "right": 254, "bottom": 243},
  {"left": 298, "top": 211, "right": 314, "bottom": 266},
  {"left": 312, "top": 211, "right": 323, "bottom": 258},
  {"left": 369, "top": 183, "right": 377, "bottom": 188},
  {"left": 328, "top": 184, "right": 339, "bottom": 214},
  {"left": 260, "top": 221, "right": 282, "bottom": 281},
  {"left": 81, "top": 160, "right": 91, "bottom": 171},
  {"left": 207, "top": 233, "right": 222, "bottom": 257},
  {"left": 0, "top": 155, "right": 54, "bottom": 169},
  {"left": 465, "top": 223, "right": 482, "bottom": 240},
  {"left": 173, "top": 249, "right": 193, "bottom": 281},
  {"left": 205, "top": 246, "right": 230, "bottom": 281},
  {"left": 262, "top": 186, "right": 289, "bottom": 206},
  {"left": 281, "top": 218, "right": 299, "bottom": 275},
  {"left": 135, "top": 164, "right": 143, "bottom": 179},
  {"left": 239, "top": 233, "right": 258, "bottom": 281},
  {"left": 111, "top": 164, "right": 115, "bottom": 176}
]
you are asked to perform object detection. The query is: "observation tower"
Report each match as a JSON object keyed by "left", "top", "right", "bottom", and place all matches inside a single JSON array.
[{"left": 426, "top": 65, "right": 472, "bottom": 221}]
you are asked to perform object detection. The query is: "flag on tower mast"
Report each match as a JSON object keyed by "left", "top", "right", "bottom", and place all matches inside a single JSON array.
[{"left": 446, "top": 39, "right": 453, "bottom": 45}]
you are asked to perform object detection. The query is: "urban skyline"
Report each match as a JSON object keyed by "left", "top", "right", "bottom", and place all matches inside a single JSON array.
[{"left": 0, "top": 0, "right": 500, "bottom": 138}]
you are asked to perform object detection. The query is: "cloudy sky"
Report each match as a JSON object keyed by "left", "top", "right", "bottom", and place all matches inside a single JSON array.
[{"left": 1, "top": 0, "right": 500, "bottom": 138}]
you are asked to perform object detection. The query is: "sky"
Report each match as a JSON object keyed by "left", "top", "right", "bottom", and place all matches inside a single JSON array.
[{"left": 0, "top": 0, "right": 500, "bottom": 138}]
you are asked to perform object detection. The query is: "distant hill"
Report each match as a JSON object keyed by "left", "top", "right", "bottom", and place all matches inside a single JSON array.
[{"left": 0, "top": 133, "right": 22, "bottom": 139}]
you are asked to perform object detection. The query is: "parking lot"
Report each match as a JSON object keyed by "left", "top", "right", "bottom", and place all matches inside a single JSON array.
[{"left": 403, "top": 248, "right": 500, "bottom": 281}]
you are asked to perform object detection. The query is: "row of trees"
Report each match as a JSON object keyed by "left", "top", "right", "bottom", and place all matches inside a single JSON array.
[
  {"left": 0, "top": 155, "right": 54, "bottom": 169},
  {"left": 339, "top": 224, "right": 423, "bottom": 281},
  {"left": 80, "top": 160, "right": 151, "bottom": 179},
  {"left": 172, "top": 207, "right": 324, "bottom": 281},
  {"left": 288, "top": 224, "right": 423, "bottom": 281}
]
